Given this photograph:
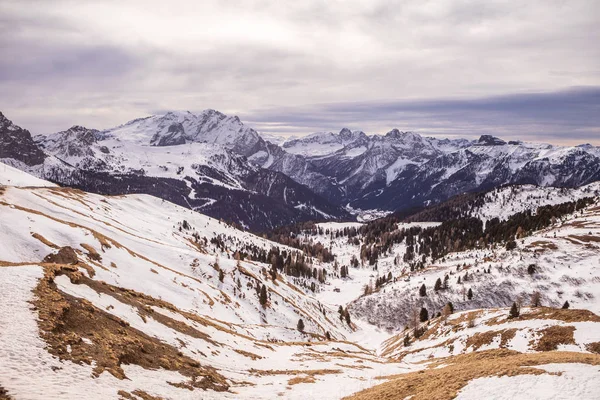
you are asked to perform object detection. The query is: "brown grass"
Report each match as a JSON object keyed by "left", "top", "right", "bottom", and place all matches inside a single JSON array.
[
  {"left": 131, "top": 390, "right": 164, "bottom": 400},
  {"left": 288, "top": 375, "right": 316, "bottom": 385},
  {"left": 518, "top": 307, "right": 600, "bottom": 323},
  {"left": 465, "top": 328, "right": 519, "bottom": 351},
  {"left": 344, "top": 349, "right": 600, "bottom": 400},
  {"left": 249, "top": 368, "right": 341, "bottom": 377},
  {"left": 528, "top": 241, "right": 558, "bottom": 250},
  {"left": 465, "top": 330, "right": 499, "bottom": 351},
  {"left": 31, "top": 232, "right": 59, "bottom": 249},
  {"left": 233, "top": 349, "right": 263, "bottom": 360},
  {"left": 533, "top": 326, "right": 576, "bottom": 351},
  {"left": 80, "top": 243, "right": 102, "bottom": 261},
  {"left": 585, "top": 342, "right": 600, "bottom": 354},
  {"left": 33, "top": 264, "right": 229, "bottom": 392},
  {"left": 569, "top": 235, "right": 600, "bottom": 243}
]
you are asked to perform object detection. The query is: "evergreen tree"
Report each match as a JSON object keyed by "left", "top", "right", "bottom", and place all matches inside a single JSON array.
[
  {"left": 218, "top": 269, "right": 225, "bottom": 282},
  {"left": 467, "top": 288, "right": 473, "bottom": 300},
  {"left": 325, "top": 331, "right": 331, "bottom": 340},
  {"left": 403, "top": 334, "right": 410, "bottom": 346},
  {"left": 345, "top": 311, "right": 351, "bottom": 326},
  {"left": 509, "top": 302, "right": 520, "bottom": 318},
  {"left": 419, "top": 284, "right": 427, "bottom": 297},
  {"left": 419, "top": 307, "right": 429, "bottom": 322},
  {"left": 259, "top": 284, "right": 268, "bottom": 307},
  {"left": 434, "top": 278, "right": 442, "bottom": 292},
  {"left": 562, "top": 300, "right": 570, "bottom": 309},
  {"left": 297, "top": 319, "right": 305, "bottom": 332}
]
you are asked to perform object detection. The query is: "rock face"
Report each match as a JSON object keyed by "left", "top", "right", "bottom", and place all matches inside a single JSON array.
[
  {"left": 477, "top": 135, "right": 506, "bottom": 146},
  {"left": 0, "top": 112, "right": 46, "bottom": 166}
]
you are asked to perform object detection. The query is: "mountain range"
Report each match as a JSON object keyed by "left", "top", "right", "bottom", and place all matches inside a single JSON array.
[{"left": 1, "top": 109, "right": 599, "bottom": 230}]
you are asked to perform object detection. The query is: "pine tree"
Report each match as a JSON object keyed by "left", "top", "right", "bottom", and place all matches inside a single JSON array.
[
  {"left": 218, "top": 269, "right": 225, "bottom": 282},
  {"left": 509, "top": 302, "right": 520, "bottom": 318},
  {"left": 345, "top": 311, "right": 351, "bottom": 326},
  {"left": 297, "top": 319, "right": 305, "bottom": 332},
  {"left": 419, "top": 307, "right": 429, "bottom": 322},
  {"left": 419, "top": 284, "right": 427, "bottom": 297},
  {"left": 403, "top": 334, "right": 410, "bottom": 346},
  {"left": 562, "top": 300, "right": 570, "bottom": 309},
  {"left": 325, "top": 331, "right": 331, "bottom": 340},
  {"left": 467, "top": 288, "right": 473, "bottom": 300},
  {"left": 259, "top": 284, "right": 268, "bottom": 307},
  {"left": 434, "top": 278, "right": 442, "bottom": 292}
]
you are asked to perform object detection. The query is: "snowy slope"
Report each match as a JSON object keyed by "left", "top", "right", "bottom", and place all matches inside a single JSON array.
[
  {"left": 350, "top": 198, "right": 600, "bottom": 330},
  {"left": 471, "top": 182, "right": 600, "bottom": 223},
  {"left": 0, "top": 161, "right": 57, "bottom": 187},
  {"left": 0, "top": 186, "right": 408, "bottom": 399},
  {"left": 2, "top": 185, "right": 600, "bottom": 399}
]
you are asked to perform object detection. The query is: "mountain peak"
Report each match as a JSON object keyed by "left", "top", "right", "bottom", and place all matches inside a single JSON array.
[
  {"left": 477, "top": 135, "right": 506, "bottom": 146},
  {"left": 385, "top": 129, "right": 421, "bottom": 142}
]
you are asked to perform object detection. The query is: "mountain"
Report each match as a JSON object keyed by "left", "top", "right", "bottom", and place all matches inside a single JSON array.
[
  {"left": 0, "top": 111, "right": 46, "bottom": 166},
  {"left": 0, "top": 112, "right": 349, "bottom": 231},
  {"left": 269, "top": 131, "right": 600, "bottom": 212},
  {"left": 3, "top": 109, "right": 600, "bottom": 229}
]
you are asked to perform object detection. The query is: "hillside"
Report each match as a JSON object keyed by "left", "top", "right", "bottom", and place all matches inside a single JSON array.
[
  {"left": 2, "top": 163, "right": 600, "bottom": 399},
  {"left": 0, "top": 169, "right": 408, "bottom": 399}
]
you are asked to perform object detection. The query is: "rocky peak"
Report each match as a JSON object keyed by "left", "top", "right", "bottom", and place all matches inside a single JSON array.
[
  {"left": 477, "top": 135, "right": 507, "bottom": 146},
  {"left": 0, "top": 111, "right": 46, "bottom": 166}
]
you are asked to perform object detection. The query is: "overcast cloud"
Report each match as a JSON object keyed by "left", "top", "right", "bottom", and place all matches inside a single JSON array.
[{"left": 1, "top": 0, "right": 598, "bottom": 144}]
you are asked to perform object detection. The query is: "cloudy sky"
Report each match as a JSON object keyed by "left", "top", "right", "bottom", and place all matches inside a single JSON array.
[{"left": 1, "top": 0, "right": 599, "bottom": 144}]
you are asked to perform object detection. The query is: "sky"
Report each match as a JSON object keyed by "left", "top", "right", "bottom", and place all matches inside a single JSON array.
[{"left": 1, "top": 0, "right": 599, "bottom": 144}]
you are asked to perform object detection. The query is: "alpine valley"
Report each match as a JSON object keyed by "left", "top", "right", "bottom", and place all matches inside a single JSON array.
[{"left": 2, "top": 110, "right": 600, "bottom": 400}]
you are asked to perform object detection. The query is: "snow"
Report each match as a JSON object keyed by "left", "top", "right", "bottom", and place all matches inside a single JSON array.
[
  {"left": 1, "top": 177, "right": 600, "bottom": 398},
  {"left": 0, "top": 186, "right": 414, "bottom": 399},
  {"left": 0, "top": 161, "right": 57, "bottom": 187},
  {"left": 456, "top": 363, "right": 600, "bottom": 400}
]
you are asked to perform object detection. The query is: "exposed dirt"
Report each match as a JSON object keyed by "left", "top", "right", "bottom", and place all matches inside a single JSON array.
[
  {"left": 33, "top": 264, "right": 229, "bottom": 392},
  {"left": 43, "top": 246, "right": 79, "bottom": 265}
]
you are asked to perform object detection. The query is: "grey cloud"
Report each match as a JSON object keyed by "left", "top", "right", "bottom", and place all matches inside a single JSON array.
[{"left": 241, "top": 87, "right": 600, "bottom": 144}]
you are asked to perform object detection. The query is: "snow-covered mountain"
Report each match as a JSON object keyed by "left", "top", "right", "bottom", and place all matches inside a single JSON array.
[
  {"left": 0, "top": 112, "right": 349, "bottom": 231},
  {"left": 3, "top": 109, "right": 600, "bottom": 230},
  {"left": 271, "top": 128, "right": 600, "bottom": 211}
]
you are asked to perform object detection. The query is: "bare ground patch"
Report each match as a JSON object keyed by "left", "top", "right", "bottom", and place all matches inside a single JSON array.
[
  {"left": 33, "top": 264, "right": 229, "bottom": 392},
  {"left": 0, "top": 385, "right": 13, "bottom": 400},
  {"left": 344, "top": 350, "right": 600, "bottom": 400}
]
